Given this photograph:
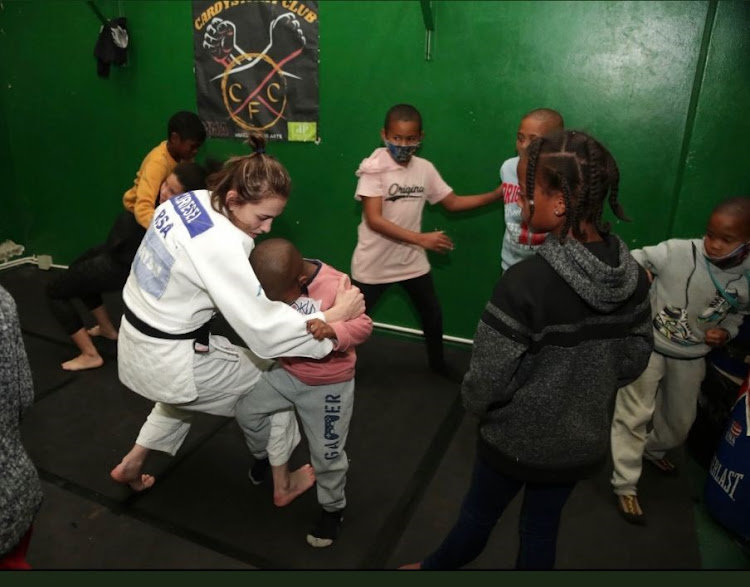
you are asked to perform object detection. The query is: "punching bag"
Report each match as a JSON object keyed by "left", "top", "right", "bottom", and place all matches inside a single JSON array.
[{"left": 705, "top": 372, "right": 750, "bottom": 541}]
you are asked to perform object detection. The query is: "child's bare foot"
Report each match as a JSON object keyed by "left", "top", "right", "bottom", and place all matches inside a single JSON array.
[
  {"left": 87, "top": 325, "right": 118, "bottom": 340},
  {"left": 398, "top": 562, "right": 422, "bottom": 570},
  {"left": 61, "top": 353, "right": 104, "bottom": 371},
  {"left": 110, "top": 461, "right": 156, "bottom": 492},
  {"left": 273, "top": 464, "right": 316, "bottom": 507}
]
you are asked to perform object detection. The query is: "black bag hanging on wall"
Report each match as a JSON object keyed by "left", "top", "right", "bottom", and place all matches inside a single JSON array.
[{"left": 93, "top": 15, "right": 129, "bottom": 78}]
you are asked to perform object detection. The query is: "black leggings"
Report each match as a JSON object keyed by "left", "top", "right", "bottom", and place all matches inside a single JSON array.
[
  {"left": 45, "top": 244, "right": 132, "bottom": 335},
  {"left": 47, "top": 211, "right": 146, "bottom": 335},
  {"left": 352, "top": 272, "right": 445, "bottom": 367}
]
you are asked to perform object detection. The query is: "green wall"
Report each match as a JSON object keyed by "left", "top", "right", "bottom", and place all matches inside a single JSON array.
[
  {"left": 670, "top": 0, "right": 750, "bottom": 236},
  {"left": 1, "top": 1, "right": 748, "bottom": 340}
]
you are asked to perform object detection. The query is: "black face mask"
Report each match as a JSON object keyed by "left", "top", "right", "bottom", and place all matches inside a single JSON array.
[{"left": 703, "top": 241, "right": 750, "bottom": 270}]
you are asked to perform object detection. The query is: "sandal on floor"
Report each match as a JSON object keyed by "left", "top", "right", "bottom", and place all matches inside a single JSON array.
[
  {"left": 646, "top": 456, "right": 678, "bottom": 475},
  {"left": 616, "top": 494, "right": 646, "bottom": 526}
]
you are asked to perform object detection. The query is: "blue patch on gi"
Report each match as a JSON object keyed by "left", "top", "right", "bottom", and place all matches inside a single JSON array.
[
  {"left": 133, "top": 229, "right": 175, "bottom": 299},
  {"left": 170, "top": 191, "right": 213, "bottom": 238}
]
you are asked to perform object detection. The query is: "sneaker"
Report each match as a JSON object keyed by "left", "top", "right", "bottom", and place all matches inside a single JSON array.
[
  {"left": 248, "top": 457, "right": 270, "bottom": 486},
  {"left": 306, "top": 508, "right": 344, "bottom": 548},
  {"left": 698, "top": 288, "right": 737, "bottom": 323},
  {"left": 616, "top": 494, "right": 646, "bottom": 526},
  {"left": 645, "top": 456, "right": 678, "bottom": 476}
]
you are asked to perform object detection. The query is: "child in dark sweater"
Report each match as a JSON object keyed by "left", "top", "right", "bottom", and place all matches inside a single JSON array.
[
  {"left": 401, "top": 130, "right": 653, "bottom": 570},
  {"left": 0, "top": 285, "right": 43, "bottom": 569}
]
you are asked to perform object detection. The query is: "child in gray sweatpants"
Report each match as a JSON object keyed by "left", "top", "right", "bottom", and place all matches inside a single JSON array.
[
  {"left": 235, "top": 238, "right": 373, "bottom": 548},
  {"left": 611, "top": 197, "right": 750, "bottom": 524}
]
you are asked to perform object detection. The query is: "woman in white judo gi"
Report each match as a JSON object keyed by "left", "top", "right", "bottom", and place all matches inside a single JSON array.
[{"left": 110, "top": 132, "right": 364, "bottom": 500}]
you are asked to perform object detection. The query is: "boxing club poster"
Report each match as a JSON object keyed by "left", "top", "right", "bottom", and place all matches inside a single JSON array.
[{"left": 192, "top": 1, "right": 319, "bottom": 142}]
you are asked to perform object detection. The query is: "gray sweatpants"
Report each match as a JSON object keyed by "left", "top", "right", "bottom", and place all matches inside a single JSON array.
[
  {"left": 235, "top": 364, "right": 354, "bottom": 512},
  {"left": 610, "top": 351, "right": 706, "bottom": 495},
  {"left": 135, "top": 335, "right": 298, "bottom": 462}
]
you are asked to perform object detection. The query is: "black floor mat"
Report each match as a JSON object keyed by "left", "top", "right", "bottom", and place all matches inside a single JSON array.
[
  {"left": 20, "top": 354, "right": 229, "bottom": 503},
  {"left": 21, "top": 334, "right": 77, "bottom": 401},
  {"left": 27, "top": 481, "right": 254, "bottom": 569},
  {"left": 1, "top": 263, "right": 703, "bottom": 569},
  {"left": 388, "top": 415, "right": 702, "bottom": 569},
  {"left": 128, "top": 337, "right": 468, "bottom": 569}
]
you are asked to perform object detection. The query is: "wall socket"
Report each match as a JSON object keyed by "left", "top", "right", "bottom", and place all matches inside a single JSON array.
[{"left": 37, "top": 255, "right": 53, "bottom": 270}]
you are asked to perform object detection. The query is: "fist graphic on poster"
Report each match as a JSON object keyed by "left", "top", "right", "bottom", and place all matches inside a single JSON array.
[
  {"left": 270, "top": 13, "right": 306, "bottom": 47},
  {"left": 203, "top": 18, "right": 240, "bottom": 62}
]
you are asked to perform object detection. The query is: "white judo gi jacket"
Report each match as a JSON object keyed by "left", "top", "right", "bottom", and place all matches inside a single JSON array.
[{"left": 118, "top": 189, "right": 333, "bottom": 404}]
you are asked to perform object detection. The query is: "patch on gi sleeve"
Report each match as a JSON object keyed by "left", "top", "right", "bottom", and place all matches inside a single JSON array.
[
  {"left": 170, "top": 192, "right": 213, "bottom": 238},
  {"left": 133, "top": 229, "right": 175, "bottom": 299}
]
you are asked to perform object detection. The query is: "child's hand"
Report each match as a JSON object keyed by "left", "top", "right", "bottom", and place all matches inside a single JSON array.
[
  {"left": 419, "top": 230, "right": 454, "bottom": 253},
  {"left": 491, "top": 184, "right": 504, "bottom": 202},
  {"left": 705, "top": 328, "right": 730, "bottom": 347},
  {"left": 307, "top": 318, "right": 337, "bottom": 341}
]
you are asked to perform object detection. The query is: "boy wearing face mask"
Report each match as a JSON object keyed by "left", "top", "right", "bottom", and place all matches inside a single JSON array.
[
  {"left": 350, "top": 104, "right": 503, "bottom": 382},
  {"left": 611, "top": 196, "right": 750, "bottom": 525}
]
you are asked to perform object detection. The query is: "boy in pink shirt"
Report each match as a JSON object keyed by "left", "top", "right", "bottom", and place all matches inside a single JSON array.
[
  {"left": 236, "top": 238, "right": 373, "bottom": 548},
  {"left": 351, "top": 103, "right": 503, "bottom": 382}
]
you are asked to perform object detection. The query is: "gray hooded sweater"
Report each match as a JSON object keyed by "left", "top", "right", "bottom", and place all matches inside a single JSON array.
[
  {"left": 463, "top": 233, "right": 653, "bottom": 483},
  {"left": 0, "top": 285, "right": 43, "bottom": 556}
]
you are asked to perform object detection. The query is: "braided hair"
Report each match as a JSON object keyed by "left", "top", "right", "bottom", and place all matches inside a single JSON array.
[
  {"left": 207, "top": 131, "right": 291, "bottom": 214},
  {"left": 525, "top": 130, "right": 628, "bottom": 241}
]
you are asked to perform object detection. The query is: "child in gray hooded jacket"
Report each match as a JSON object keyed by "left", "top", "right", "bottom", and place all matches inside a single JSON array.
[
  {"left": 611, "top": 196, "right": 750, "bottom": 525},
  {"left": 0, "top": 285, "right": 43, "bottom": 568}
]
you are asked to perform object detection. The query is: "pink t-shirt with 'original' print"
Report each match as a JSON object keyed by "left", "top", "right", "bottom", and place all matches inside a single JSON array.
[{"left": 351, "top": 148, "right": 452, "bottom": 284}]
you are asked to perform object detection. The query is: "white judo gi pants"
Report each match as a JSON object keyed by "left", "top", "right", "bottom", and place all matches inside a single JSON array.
[
  {"left": 610, "top": 351, "right": 706, "bottom": 495},
  {"left": 235, "top": 364, "right": 354, "bottom": 512},
  {"left": 135, "top": 335, "right": 300, "bottom": 464}
]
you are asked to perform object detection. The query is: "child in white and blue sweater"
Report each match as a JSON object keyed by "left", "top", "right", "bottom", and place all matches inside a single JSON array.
[{"left": 499, "top": 108, "right": 564, "bottom": 271}]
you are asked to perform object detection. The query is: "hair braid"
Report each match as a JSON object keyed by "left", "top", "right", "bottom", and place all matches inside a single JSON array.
[
  {"left": 583, "top": 139, "right": 604, "bottom": 231},
  {"left": 607, "top": 155, "right": 628, "bottom": 222},
  {"left": 525, "top": 137, "right": 545, "bottom": 224},
  {"left": 525, "top": 129, "right": 630, "bottom": 241},
  {"left": 559, "top": 176, "right": 577, "bottom": 240},
  {"left": 585, "top": 139, "right": 598, "bottom": 213}
]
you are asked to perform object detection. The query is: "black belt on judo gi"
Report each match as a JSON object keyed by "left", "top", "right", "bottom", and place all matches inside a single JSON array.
[{"left": 123, "top": 305, "right": 210, "bottom": 353}]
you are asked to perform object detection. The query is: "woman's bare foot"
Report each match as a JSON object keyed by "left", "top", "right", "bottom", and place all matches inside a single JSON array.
[
  {"left": 110, "top": 444, "right": 154, "bottom": 491},
  {"left": 87, "top": 325, "right": 118, "bottom": 340},
  {"left": 110, "top": 461, "right": 156, "bottom": 491},
  {"left": 62, "top": 353, "right": 104, "bottom": 371},
  {"left": 398, "top": 562, "right": 423, "bottom": 570},
  {"left": 273, "top": 464, "right": 316, "bottom": 507}
]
